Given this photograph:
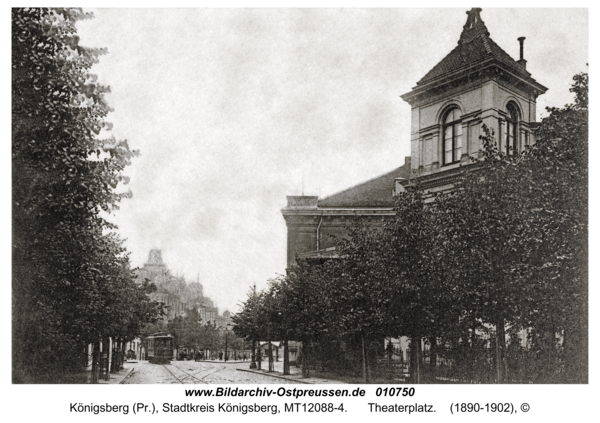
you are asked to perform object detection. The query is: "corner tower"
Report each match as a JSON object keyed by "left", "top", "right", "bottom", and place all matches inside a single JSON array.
[{"left": 401, "top": 8, "right": 547, "bottom": 189}]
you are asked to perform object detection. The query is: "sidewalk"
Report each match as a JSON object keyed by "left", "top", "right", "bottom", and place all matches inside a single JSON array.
[
  {"left": 86, "top": 361, "right": 135, "bottom": 384},
  {"left": 235, "top": 361, "right": 345, "bottom": 384}
]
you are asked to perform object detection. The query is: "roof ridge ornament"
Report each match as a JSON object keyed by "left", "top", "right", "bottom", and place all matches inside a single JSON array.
[{"left": 458, "top": 8, "right": 490, "bottom": 44}]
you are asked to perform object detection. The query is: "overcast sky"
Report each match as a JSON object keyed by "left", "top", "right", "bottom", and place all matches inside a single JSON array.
[{"left": 74, "top": 8, "right": 588, "bottom": 314}]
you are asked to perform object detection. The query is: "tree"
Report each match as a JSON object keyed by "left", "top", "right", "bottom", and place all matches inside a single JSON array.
[
  {"left": 12, "top": 8, "right": 161, "bottom": 381},
  {"left": 427, "top": 71, "right": 588, "bottom": 382},
  {"left": 322, "top": 220, "right": 391, "bottom": 382},
  {"left": 257, "top": 282, "right": 282, "bottom": 372},
  {"left": 232, "top": 285, "right": 262, "bottom": 369},
  {"left": 238, "top": 73, "right": 587, "bottom": 384},
  {"left": 262, "top": 276, "right": 299, "bottom": 375},
  {"left": 167, "top": 308, "right": 224, "bottom": 357},
  {"left": 517, "top": 71, "right": 588, "bottom": 382},
  {"left": 329, "top": 187, "right": 454, "bottom": 383},
  {"left": 282, "top": 259, "right": 333, "bottom": 378}
]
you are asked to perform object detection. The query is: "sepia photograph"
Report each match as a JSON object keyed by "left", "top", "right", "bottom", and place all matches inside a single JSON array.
[{"left": 12, "top": 4, "right": 589, "bottom": 402}]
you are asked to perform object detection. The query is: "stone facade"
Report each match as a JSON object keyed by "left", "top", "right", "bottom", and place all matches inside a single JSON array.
[
  {"left": 400, "top": 8, "right": 547, "bottom": 198},
  {"left": 137, "top": 249, "right": 231, "bottom": 327},
  {"left": 282, "top": 158, "right": 410, "bottom": 268}
]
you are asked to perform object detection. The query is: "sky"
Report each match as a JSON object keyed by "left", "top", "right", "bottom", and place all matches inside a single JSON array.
[{"left": 73, "top": 8, "right": 588, "bottom": 315}]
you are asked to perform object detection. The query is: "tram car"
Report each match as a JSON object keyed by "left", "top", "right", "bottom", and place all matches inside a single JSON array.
[{"left": 146, "top": 333, "right": 174, "bottom": 364}]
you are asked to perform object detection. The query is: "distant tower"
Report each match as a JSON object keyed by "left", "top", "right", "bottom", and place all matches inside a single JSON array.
[{"left": 144, "top": 249, "right": 167, "bottom": 271}]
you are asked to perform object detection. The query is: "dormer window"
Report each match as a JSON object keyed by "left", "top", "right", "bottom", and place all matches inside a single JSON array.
[
  {"left": 443, "top": 107, "right": 462, "bottom": 165},
  {"left": 506, "top": 103, "right": 519, "bottom": 155}
]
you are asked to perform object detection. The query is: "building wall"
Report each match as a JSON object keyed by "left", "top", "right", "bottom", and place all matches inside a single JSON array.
[
  {"left": 411, "top": 80, "right": 538, "bottom": 178},
  {"left": 283, "top": 211, "right": 393, "bottom": 268},
  {"left": 285, "top": 215, "right": 319, "bottom": 265},
  {"left": 139, "top": 249, "right": 229, "bottom": 325}
]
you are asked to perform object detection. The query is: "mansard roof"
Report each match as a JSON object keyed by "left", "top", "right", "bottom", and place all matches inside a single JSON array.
[{"left": 317, "top": 158, "right": 410, "bottom": 208}]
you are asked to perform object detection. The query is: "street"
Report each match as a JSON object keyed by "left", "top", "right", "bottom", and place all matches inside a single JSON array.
[{"left": 122, "top": 361, "right": 297, "bottom": 384}]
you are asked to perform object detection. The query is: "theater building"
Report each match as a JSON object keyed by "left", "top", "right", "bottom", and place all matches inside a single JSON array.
[{"left": 282, "top": 8, "right": 547, "bottom": 267}]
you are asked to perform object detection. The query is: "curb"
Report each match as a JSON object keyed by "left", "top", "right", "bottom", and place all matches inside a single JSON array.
[
  {"left": 119, "top": 367, "right": 135, "bottom": 384},
  {"left": 236, "top": 368, "right": 330, "bottom": 384}
]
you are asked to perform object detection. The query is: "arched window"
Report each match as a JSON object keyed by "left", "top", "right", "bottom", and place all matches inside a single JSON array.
[
  {"left": 443, "top": 107, "right": 462, "bottom": 165},
  {"left": 506, "top": 103, "right": 519, "bottom": 155}
]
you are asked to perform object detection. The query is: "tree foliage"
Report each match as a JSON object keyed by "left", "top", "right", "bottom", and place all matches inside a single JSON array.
[
  {"left": 232, "top": 285, "right": 263, "bottom": 344},
  {"left": 12, "top": 8, "right": 162, "bottom": 382},
  {"left": 233, "top": 72, "right": 587, "bottom": 383}
]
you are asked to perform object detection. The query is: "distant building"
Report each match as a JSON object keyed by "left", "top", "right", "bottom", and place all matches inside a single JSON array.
[
  {"left": 136, "top": 249, "right": 230, "bottom": 325},
  {"left": 214, "top": 310, "right": 233, "bottom": 329}
]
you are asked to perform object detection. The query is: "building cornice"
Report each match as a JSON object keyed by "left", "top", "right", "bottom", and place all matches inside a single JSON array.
[
  {"left": 282, "top": 207, "right": 394, "bottom": 216},
  {"left": 402, "top": 59, "right": 548, "bottom": 106},
  {"left": 401, "top": 162, "right": 477, "bottom": 191}
]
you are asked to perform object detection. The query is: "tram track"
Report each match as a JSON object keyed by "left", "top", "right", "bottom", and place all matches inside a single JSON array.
[
  {"left": 166, "top": 362, "right": 238, "bottom": 384},
  {"left": 162, "top": 363, "right": 233, "bottom": 385},
  {"left": 121, "top": 361, "right": 295, "bottom": 384},
  {"left": 161, "top": 363, "right": 210, "bottom": 384}
]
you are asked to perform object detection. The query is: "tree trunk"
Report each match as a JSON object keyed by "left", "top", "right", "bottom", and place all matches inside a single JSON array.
[
  {"left": 408, "top": 340, "right": 414, "bottom": 383},
  {"left": 82, "top": 344, "right": 87, "bottom": 369},
  {"left": 103, "top": 337, "right": 110, "bottom": 381},
  {"left": 361, "top": 333, "right": 368, "bottom": 383},
  {"left": 410, "top": 337, "right": 420, "bottom": 384},
  {"left": 268, "top": 340, "right": 274, "bottom": 372},
  {"left": 117, "top": 339, "right": 120, "bottom": 368},
  {"left": 415, "top": 337, "right": 421, "bottom": 384},
  {"left": 91, "top": 341, "right": 100, "bottom": 384},
  {"left": 250, "top": 340, "right": 256, "bottom": 369},
  {"left": 495, "top": 319, "right": 506, "bottom": 383},
  {"left": 301, "top": 341, "right": 309, "bottom": 378},
  {"left": 283, "top": 340, "right": 290, "bottom": 375},
  {"left": 111, "top": 338, "right": 117, "bottom": 373},
  {"left": 497, "top": 319, "right": 508, "bottom": 382},
  {"left": 121, "top": 340, "right": 125, "bottom": 369},
  {"left": 430, "top": 337, "right": 437, "bottom": 372},
  {"left": 386, "top": 340, "right": 391, "bottom": 380},
  {"left": 91, "top": 344, "right": 96, "bottom": 383}
]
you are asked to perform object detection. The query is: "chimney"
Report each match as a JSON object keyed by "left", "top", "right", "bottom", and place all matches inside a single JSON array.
[{"left": 517, "top": 37, "right": 527, "bottom": 69}]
